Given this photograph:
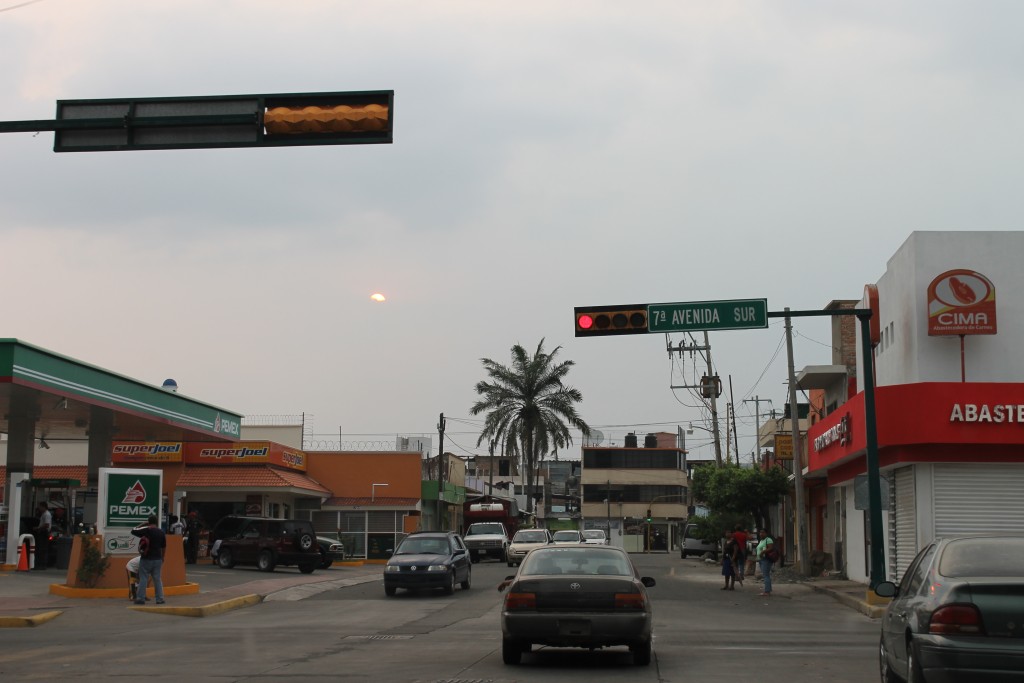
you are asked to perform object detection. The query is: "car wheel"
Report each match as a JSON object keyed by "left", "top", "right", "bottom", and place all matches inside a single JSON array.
[
  {"left": 502, "top": 637, "right": 522, "bottom": 665},
  {"left": 319, "top": 548, "right": 332, "bottom": 569},
  {"left": 632, "top": 639, "right": 652, "bottom": 666},
  {"left": 461, "top": 567, "right": 471, "bottom": 590},
  {"left": 296, "top": 532, "right": 314, "bottom": 552},
  {"left": 217, "top": 549, "right": 235, "bottom": 569},
  {"left": 257, "top": 550, "right": 276, "bottom": 572},
  {"left": 681, "top": 549, "right": 688, "bottom": 559},
  {"left": 470, "top": 552, "right": 479, "bottom": 564},
  {"left": 906, "top": 638, "right": 923, "bottom": 683},
  {"left": 384, "top": 585, "right": 396, "bottom": 597},
  {"left": 299, "top": 563, "right": 316, "bottom": 574},
  {"left": 507, "top": 559, "right": 514, "bottom": 567},
  {"left": 879, "top": 635, "right": 900, "bottom": 683},
  {"left": 443, "top": 570, "right": 456, "bottom": 595}
]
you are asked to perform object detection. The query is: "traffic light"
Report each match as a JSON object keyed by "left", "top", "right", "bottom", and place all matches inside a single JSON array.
[
  {"left": 574, "top": 304, "right": 649, "bottom": 337},
  {"left": 45, "top": 90, "right": 393, "bottom": 152},
  {"left": 646, "top": 509, "right": 652, "bottom": 523}
]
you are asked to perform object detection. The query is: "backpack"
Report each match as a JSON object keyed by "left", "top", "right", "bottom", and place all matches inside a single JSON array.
[{"left": 764, "top": 543, "right": 780, "bottom": 563}]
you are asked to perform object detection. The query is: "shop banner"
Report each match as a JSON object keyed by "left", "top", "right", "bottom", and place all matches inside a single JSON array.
[
  {"left": 183, "top": 441, "right": 307, "bottom": 471},
  {"left": 111, "top": 442, "right": 183, "bottom": 463}
]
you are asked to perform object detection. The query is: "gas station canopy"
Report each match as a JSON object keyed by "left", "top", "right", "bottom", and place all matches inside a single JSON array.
[{"left": 1, "top": 338, "right": 242, "bottom": 443}]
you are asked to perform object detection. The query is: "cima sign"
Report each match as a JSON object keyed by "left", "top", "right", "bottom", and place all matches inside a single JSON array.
[{"left": 927, "top": 269, "right": 997, "bottom": 336}]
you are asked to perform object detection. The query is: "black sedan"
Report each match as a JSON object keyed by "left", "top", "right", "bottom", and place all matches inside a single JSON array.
[
  {"left": 500, "top": 544, "right": 656, "bottom": 666},
  {"left": 875, "top": 535, "right": 1024, "bottom": 683},
  {"left": 383, "top": 531, "right": 472, "bottom": 596}
]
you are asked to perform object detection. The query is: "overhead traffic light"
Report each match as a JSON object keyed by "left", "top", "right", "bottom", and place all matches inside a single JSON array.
[
  {"left": 35, "top": 90, "right": 393, "bottom": 152},
  {"left": 574, "top": 304, "right": 649, "bottom": 337},
  {"left": 646, "top": 509, "right": 653, "bottom": 523}
]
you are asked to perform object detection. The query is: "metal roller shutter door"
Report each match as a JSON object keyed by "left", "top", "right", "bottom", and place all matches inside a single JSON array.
[
  {"left": 933, "top": 464, "right": 1024, "bottom": 536},
  {"left": 890, "top": 467, "right": 916, "bottom": 583}
]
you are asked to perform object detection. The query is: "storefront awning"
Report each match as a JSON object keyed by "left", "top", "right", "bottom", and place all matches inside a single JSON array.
[{"left": 175, "top": 466, "right": 331, "bottom": 498}]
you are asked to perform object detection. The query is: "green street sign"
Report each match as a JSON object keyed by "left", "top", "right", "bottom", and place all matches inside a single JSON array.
[{"left": 647, "top": 298, "right": 768, "bottom": 332}]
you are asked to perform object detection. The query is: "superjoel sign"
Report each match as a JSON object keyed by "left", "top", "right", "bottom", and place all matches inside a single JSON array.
[
  {"left": 927, "top": 269, "right": 997, "bottom": 336},
  {"left": 111, "top": 442, "right": 183, "bottom": 463}
]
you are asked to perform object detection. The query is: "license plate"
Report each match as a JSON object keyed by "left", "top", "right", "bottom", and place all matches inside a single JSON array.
[{"left": 558, "top": 619, "right": 591, "bottom": 636}]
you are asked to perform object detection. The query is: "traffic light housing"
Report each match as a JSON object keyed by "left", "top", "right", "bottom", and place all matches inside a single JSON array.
[
  {"left": 646, "top": 509, "right": 652, "bottom": 523},
  {"left": 574, "top": 304, "right": 649, "bottom": 337},
  {"left": 50, "top": 90, "right": 393, "bottom": 152}
]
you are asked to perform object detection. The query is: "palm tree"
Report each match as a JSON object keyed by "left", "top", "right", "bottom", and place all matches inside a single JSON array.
[{"left": 471, "top": 339, "right": 591, "bottom": 513}]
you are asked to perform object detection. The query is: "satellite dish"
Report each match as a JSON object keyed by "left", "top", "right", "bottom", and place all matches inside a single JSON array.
[{"left": 588, "top": 429, "right": 605, "bottom": 446}]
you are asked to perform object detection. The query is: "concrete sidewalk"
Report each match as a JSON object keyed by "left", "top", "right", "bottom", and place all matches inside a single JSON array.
[{"left": 0, "top": 562, "right": 383, "bottom": 625}]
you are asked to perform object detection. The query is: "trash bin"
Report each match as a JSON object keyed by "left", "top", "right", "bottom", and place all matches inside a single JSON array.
[{"left": 53, "top": 536, "right": 74, "bottom": 570}]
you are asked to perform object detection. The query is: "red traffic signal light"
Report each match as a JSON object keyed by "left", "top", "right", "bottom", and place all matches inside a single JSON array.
[{"left": 574, "top": 305, "right": 649, "bottom": 337}]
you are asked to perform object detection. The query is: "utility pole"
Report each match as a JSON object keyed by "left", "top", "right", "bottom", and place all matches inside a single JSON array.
[
  {"left": 488, "top": 437, "right": 496, "bottom": 496},
  {"left": 743, "top": 396, "right": 772, "bottom": 466},
  {"left": 729, "top": 375, "right": 739, "bottom": 463},
  {"left": 437, "top": 413, "right": 446, "bottom": 531},
  {"left": 704, "top": 331, "right": 723, "bottom": 467},
  {"left": 667, "top": 332, "right": 722, "bottom": 466},
  {"left": 784, "top": 311, "right": 808, "bottom": 575}
]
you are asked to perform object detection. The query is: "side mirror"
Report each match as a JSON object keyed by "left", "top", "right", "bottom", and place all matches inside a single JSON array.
[
  {"left": 641, "top": 576, "right": 656, "bottom": 588},
  {"left": 454, "top": 548, "right": 466, "bottom": 555},
  {"left": 874, "top": 581, "right": 897, "bottom": 598}
]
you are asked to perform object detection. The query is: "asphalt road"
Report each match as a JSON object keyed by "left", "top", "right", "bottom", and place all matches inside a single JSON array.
[{"left": 0, "top": 554, "right": 880, "bottom": 682}]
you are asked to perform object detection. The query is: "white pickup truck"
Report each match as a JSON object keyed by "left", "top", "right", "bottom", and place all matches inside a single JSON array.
[{"left": 463, "top": 522, "right": 510, "bottom": 563}]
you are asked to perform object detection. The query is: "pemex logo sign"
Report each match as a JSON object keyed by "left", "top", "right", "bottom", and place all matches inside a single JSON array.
[{"left": 102, "top": 470, "right": 161, "bottom": 528}]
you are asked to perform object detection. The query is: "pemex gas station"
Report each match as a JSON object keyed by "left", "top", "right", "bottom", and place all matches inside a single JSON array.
[{"left": 1, "top": 338, "right": 242, "bottom": 574}]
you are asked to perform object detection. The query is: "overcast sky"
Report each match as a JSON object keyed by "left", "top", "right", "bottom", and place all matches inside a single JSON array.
[{"left": 3, "top": 1, "right": 1022, "bottom": 461}]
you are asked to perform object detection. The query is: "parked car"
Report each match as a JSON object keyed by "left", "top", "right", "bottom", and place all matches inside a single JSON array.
[
  {"left": 507, "top": 528, "right": 552, "bottom": 567},
  {"left": 215, "top": 517, "right": 320, "bottom": 573},
  {"left": 500, "top": 545, "right": 656, "bottom": 666},
  {"left": 208, "top": 515, "right": 250, "bottom": 560},
  {"left": 383, "top": 531, "right": 472, "bottom": 596},
  {"left": 582, "top": 529, "right": 609, "bottom": 545},
  {"left": 680, "top": 523, "right": 719, "bottom": 559},
  {"left": 875, "top": 535, "right": 1024, "bottom": 683},
  {"left": 316, "top": 532, "right": 345, "bottom": 568},
  {"left": 551, "top": 530, "right": 583, "bottom": 544}
]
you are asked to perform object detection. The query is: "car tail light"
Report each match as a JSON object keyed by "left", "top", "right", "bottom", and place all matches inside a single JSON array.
[
  {"left": 930, "top": 604, "right": 984, "bottom": 635},
  {"left": 614, "top": 592, "right": 646, "bottom": 610},
  {"left": 504, "top": 592, "right": 536, "bottom": 611}
]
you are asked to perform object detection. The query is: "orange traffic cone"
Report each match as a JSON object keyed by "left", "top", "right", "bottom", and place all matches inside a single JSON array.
[{"left": 17, "top": 541, "right": 31, "bottom": 572}]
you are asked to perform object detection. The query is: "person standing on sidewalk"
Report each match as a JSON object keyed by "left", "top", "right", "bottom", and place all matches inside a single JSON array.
[
  {"left": 732, "top": 524, "right": 749, "bottom": 585},
  {"left": 721, "top": 531, "right": 738, "bottom": 590},
  {"left": 131, "top": 515, "right": 167, "bottom": 605},
  {"left": 755, "top": 528, "right": 776, "bottom": 597},
  {"left": 32, "top": 502, "right": 52, "bottom": 570}
]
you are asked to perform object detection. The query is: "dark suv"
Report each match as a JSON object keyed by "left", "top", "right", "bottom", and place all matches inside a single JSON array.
[{"left": 214, "top": 516, "right": 320, "bottom": 574}]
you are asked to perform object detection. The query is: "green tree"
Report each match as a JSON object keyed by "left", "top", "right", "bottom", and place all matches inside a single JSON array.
[
  {"left": 471, "top": 340, "right": 591, "bottom": 513},
  {"left": 691, "top": 463, "right": 789, "bottom": 533}
]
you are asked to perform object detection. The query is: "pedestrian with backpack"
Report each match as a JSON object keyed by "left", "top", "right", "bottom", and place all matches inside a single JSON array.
[
  {"left": 131, "top": 515, "right": 166, "bottom": 605},
  {"left": 756, "top": 528, "right": 778, "bottom": 597}
]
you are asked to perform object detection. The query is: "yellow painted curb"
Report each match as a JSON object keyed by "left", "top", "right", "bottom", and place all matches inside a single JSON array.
[
  {"left": 49, "top": 582, "right": 201, "bottom": 599},
  {"left": 0, "top": 610, "right": 63, "bottom": 628},
  {"left": 337, "top": 560, "right": 366, "bottom": 567},
  {"left": 129, "top": 594, "right": 262, "bottom": 617}
]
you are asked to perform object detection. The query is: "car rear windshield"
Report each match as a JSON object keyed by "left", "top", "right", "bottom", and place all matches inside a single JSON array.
[
  {"left": 552, "top": 531, "right": 580, "bottom": 542},
  {"left": 466, "top": 524, "right": 504, "bottom": 535},
  {"left": 582, "top": 531, "right": 606, "bottom": 539},
  {"left": 514, "top": 530, "right": 548, "bottom": 543},
  {"left": 939, "top": 538, "right": 1024, "bottom": 577},
  {"left": 522, "top": 547, "right": 632, "bottom": 576}
]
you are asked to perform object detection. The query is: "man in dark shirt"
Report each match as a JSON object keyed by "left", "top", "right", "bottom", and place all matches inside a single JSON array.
[{"left": 131, "top": 515, "right": 167, "bottom": 605}]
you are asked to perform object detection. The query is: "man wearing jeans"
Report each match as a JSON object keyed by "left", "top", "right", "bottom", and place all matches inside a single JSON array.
[
  {"left": 755, "top": 528, "right": 775, "bottom": 597},
  {"left": 131, "top": 516, "right": 167, "bottom": 605}
]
